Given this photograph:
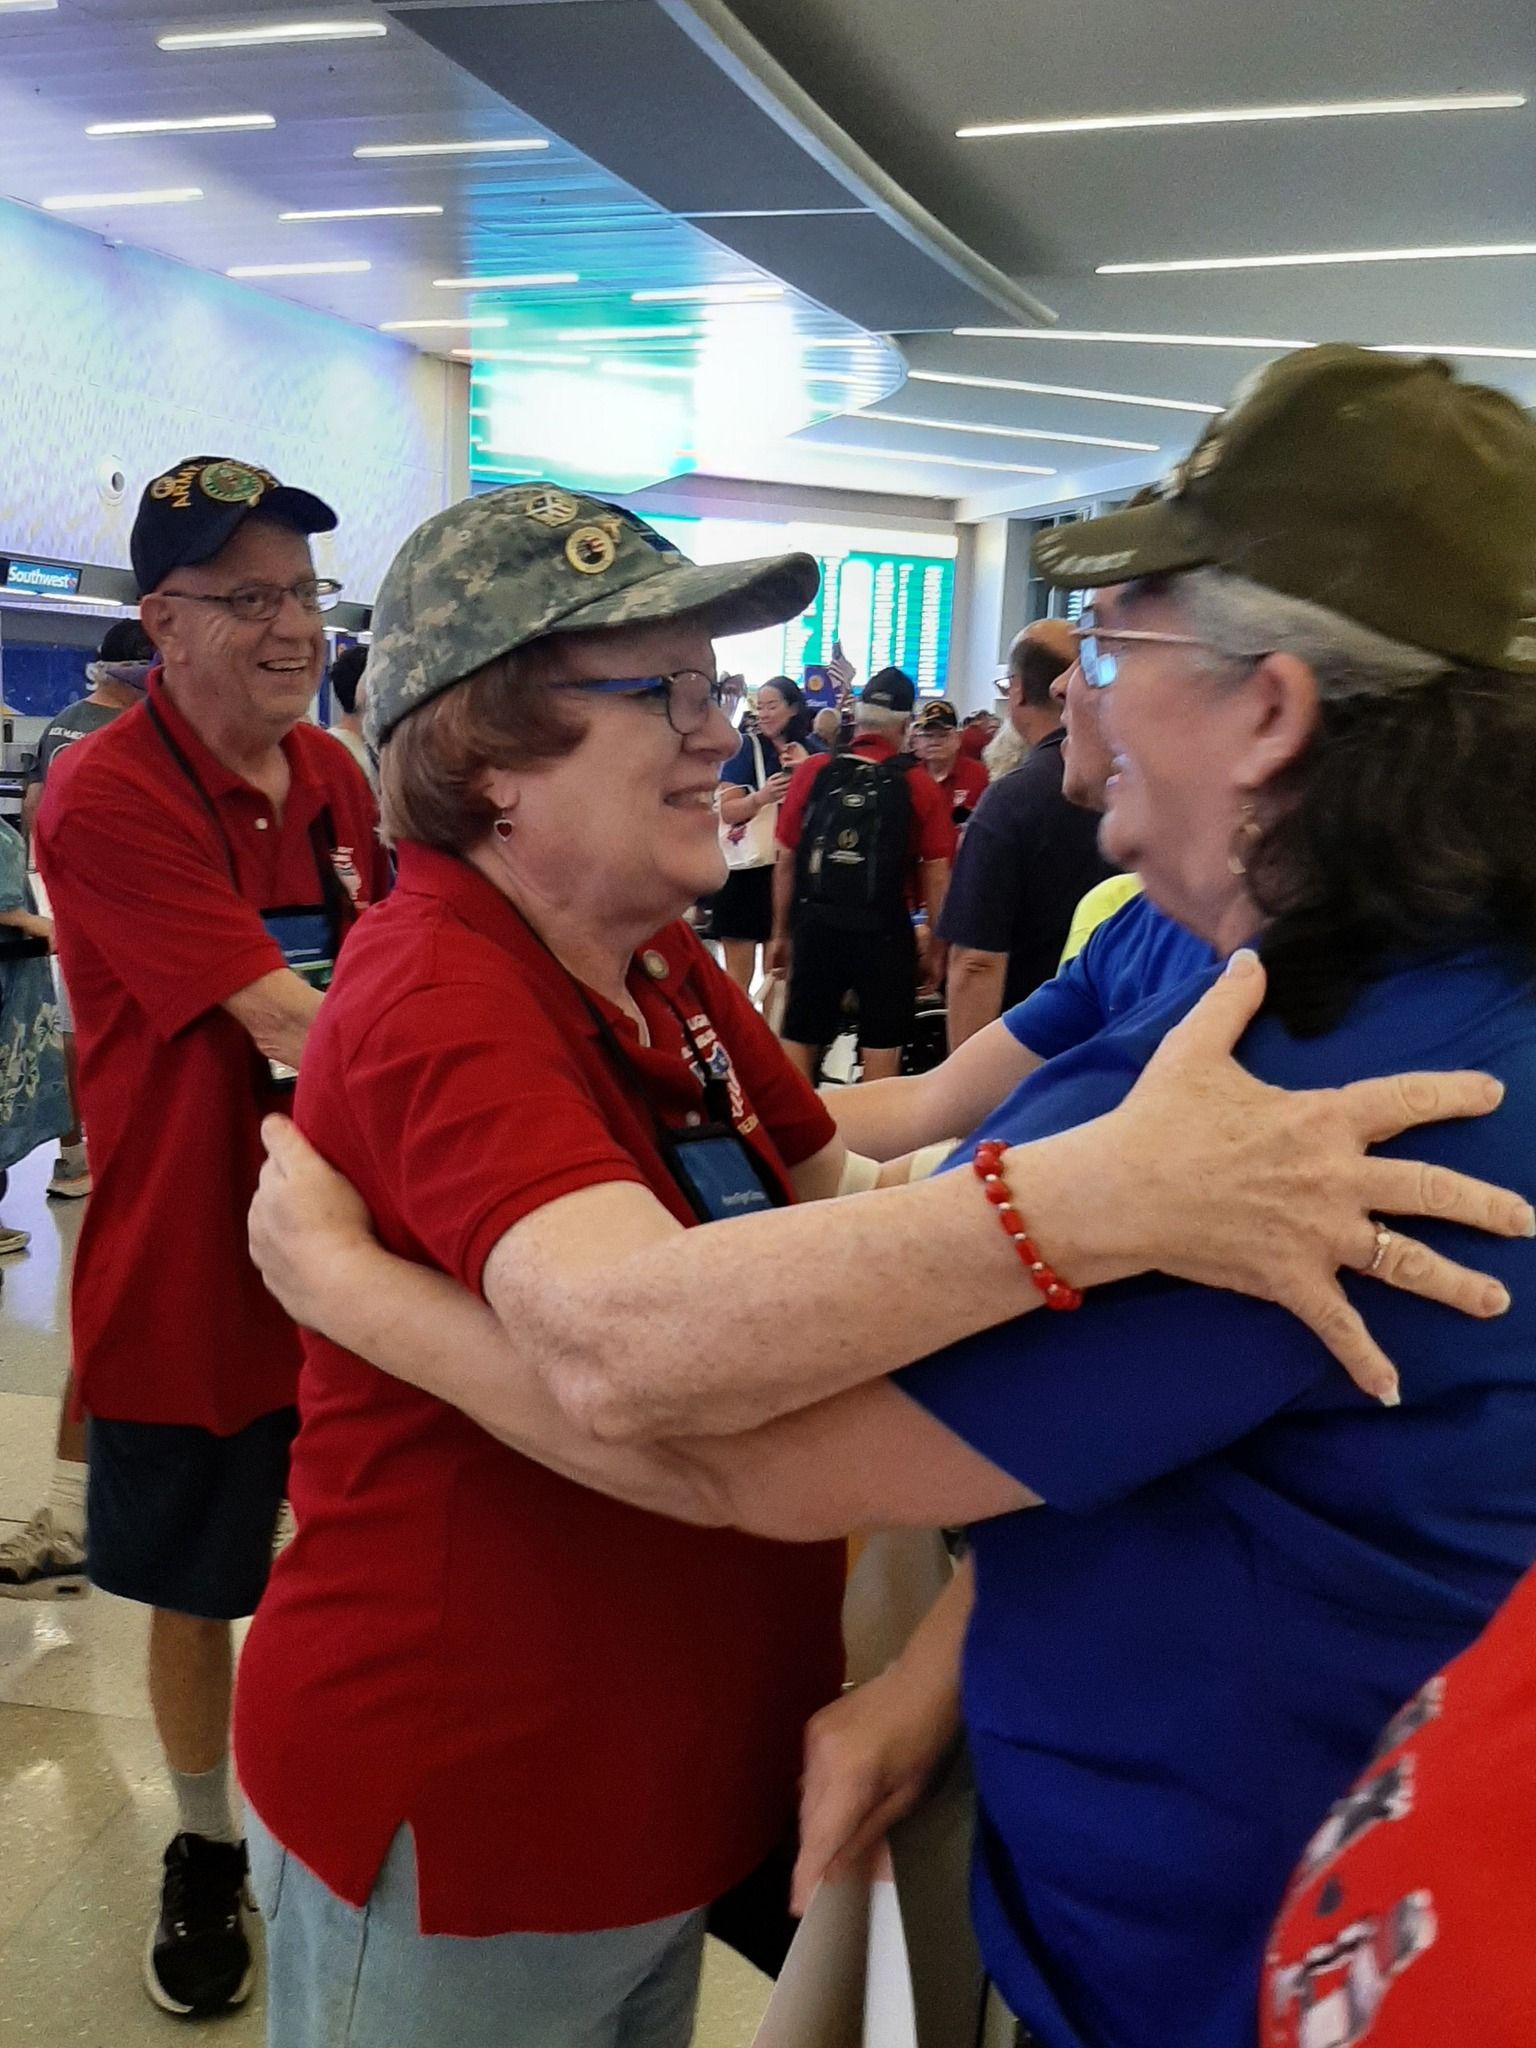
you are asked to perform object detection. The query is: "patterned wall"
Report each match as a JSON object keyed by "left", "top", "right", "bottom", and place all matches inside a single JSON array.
[{"left": 0, "top": 200, "right": 464, "bottom": 604}]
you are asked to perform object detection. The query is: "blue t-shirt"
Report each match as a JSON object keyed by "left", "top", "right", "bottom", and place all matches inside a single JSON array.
[
  {"left": 1004, "top": 889, "right": 1214, "bottom": 1057},
  {"left": 897, "top": 947, "right": 1536, "bottom": 2048}
]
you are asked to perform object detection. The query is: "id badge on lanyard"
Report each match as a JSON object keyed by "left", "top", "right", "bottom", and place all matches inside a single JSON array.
[
  {"left": 147, "top": 699, "right": 346, "bottom": 1091},
  {"left": 656, "top": 1121, "right": 781, "bottom": 1224}
]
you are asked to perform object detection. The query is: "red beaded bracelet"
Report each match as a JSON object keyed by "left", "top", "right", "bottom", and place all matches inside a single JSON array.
[{"left": 972, "top": 1139, "right": 1083, "bottom": 1310}]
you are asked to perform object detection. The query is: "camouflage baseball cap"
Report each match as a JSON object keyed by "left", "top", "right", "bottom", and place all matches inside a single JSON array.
[
  {"left": 1032, "top": 344, "right": 1536, "bottom": 674},
  {"left": 365, "top": 483, "right": 820, "bottom": 744}
]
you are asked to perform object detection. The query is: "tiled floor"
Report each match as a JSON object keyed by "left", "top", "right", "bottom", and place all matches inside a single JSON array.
[{"left": 0, "top": 1144, "right": 771, "bottom": 2045}]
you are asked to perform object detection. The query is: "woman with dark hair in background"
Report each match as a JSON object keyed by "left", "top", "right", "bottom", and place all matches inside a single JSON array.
[{"left": 710, "top": 676, "right": 820, "bottom": 990}]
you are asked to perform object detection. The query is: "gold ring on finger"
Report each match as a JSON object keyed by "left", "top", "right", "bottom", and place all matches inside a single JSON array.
[{"left": 1360, "top": 1222, "right": 1393, "bottom": 1276}]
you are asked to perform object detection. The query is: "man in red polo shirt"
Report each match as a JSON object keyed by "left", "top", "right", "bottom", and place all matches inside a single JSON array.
[
  {"left": 910, "top": 698, "right": 989, "bottom": 824},
  {"left": 769, "top": 667, "right": 954, "bottom": 1082},
  {"left": 34, "top": 456, "right": 389, "bottom": 2021}
]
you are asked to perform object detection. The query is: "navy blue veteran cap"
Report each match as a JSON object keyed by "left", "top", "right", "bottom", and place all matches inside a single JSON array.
[
  {"left": 364, "top": 482, "right": 820, "bottom": 746},
  {"left": 131, "top": 456, "right": 338, "bottom": 598}
]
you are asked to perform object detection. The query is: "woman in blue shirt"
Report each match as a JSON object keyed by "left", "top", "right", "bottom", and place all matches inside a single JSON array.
[{"left": 246, "top": 352, "right": 1536, "bottom": 2048}]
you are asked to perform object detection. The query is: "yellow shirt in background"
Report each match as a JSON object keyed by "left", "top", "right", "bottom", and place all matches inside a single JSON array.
[{"left": 1060, "top": 874, "right": 1143, "bottom": 964}]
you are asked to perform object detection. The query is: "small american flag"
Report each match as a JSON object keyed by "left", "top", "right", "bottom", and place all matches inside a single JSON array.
[{"left": 828, "top": 640, "right": 856, "bottom": 705}]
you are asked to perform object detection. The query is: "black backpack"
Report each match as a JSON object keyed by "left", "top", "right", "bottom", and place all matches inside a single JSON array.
[{"left": 794, "top": 752, "right": 915, "bottom": 933}]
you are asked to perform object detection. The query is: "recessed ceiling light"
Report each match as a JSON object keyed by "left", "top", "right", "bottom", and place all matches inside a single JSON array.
[
  {"left": 555, "top": 325, "right": 699, "bottom": 341},
  {"left": 798, "top": 441, "right": 1057, "bottom": 477},
  {"left": 280, "top": 204, "right": 442, "bottom": 222},
  {"left": 957, "top": 90, "right": 1523, "bottom": 139},
  {"left": 455, "top": 349, "right": 592, "bottom": 366},
  {"left": 874, "top": 411, "right": 1160, "bottom": 452},
  {"left": 1099, "top": 242, "right": 1536, "bottom": 275},
  {"left": 909, "top": 369, "right": 1222, "bottom": 414},
  {"left": 382, "top": 317, "right": 509, "bottom": 332},
  {"left": 87, "top": 114, "right": 276, "bottom": 137},
  {"left": 631, "top": 283, "right": 784, "bottom": 304},
  {"left": 158, "top": 20, "right": 386, "bottom": 50},
  {"left": 227, "top": 259, "right": 370, "bottom": 278},
  {"left": 955, "top": 327, "right": 1312, "bottom": 349},
  {"left": 432, "top": 272, "right": 579, "bottom": 290},
  {"left": 354, "top": 138, "right": 548, "bottom": 159},
  {"left": 41, "top": 186, "right": 203, "bottom": 211}
]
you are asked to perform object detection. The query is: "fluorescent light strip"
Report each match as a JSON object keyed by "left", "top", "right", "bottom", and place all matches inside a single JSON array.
[
  {"left": 354, "top": 139, "right": 548, "bottom": 159},
  {"left": 874, "top": 410, "right": 1159, "bottom": 452},
  {"left": 1100, "top": 242, "right": 1536, "bottom": 275},
  {"left": 41, "top": 187, "right": 202, "bottom": 211},
  {"left": 159, "top": 20, "right": 386, "bottom": 49},
  {"left": 87, "top": 114, "right": 275, "bottom": 137},
  {"left": 953, "top": 326, "right": 1536, "bottom": 364},
  {"left": 227, "top": 259, "right": 370, "bottom": 278},
  {"left": 1372, "top": 340, "right": 1536, "bottom": 361},
  {"left": 556, "top": 325, "right": 699, "bottom": 342},
  {"left": 910, "top": 369, "right": 1221, "bottom": 414},
  {"left": 281, "top": 205, "right": 442, "bottom": 222},
  {"left": 955, "top": 327, "right": 1311, "bottom": 349},
  {"left": 678, "top": 207, "right": 869, "bottom": 219},
  {"left": 958, "top": 90, "right": 1523, "bottom": 139},
  {"left": 799, "top": 442, "right": 1056, "bottom": 477},
  {"left": 383, "top": 317, "right": 508, "bottom": 332},
  {"left": 456, "top": 350, "right": 592, "bottom": 366},
  {"left": 631, "top": 284, "right": 784, "bottom": 304},
  {"left": 432, "top": 272, "right": 579, "bottom": 290},
  {"left": 0, "top": 3, "right": 61, "bottom": 13}
]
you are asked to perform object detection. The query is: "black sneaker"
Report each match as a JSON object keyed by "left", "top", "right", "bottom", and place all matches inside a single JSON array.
[{"left": 143, "top": 1834, "right": 254, "bottom": 2018}]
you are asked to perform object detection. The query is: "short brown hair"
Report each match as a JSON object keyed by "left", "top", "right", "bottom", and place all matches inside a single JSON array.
[{"left": 377, "top": 653, "right": 586, "bottom": 853}]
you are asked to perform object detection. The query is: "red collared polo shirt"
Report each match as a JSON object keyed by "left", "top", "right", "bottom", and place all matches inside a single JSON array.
[
  {"left": 35, "top": 675, "right": 388, "bottom": 1434},
  {"left": 234, "top": 843, "right": 845, "bottom": 1933}
]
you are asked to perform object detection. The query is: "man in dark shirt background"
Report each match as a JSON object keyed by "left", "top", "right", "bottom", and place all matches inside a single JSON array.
[
  {"left": 940, "top": 628, "right": 1115, "bottom": 1047},
  {"left": 20, "top": 619, "right": 154, "bottom": 844}
]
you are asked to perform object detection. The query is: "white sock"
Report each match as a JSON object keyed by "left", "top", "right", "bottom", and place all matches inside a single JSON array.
[
  {"left": 170, "top": 1757, "right": 241, "bottom": 1845},
  {"left": 57, "top": 1142, "right": 88, "bottom": 1177},
  {"left": 46, "top": 1460, "right": 87, "bottom": 1544}
]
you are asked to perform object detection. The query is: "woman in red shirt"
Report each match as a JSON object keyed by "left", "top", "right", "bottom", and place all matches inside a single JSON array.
[{"left": 237, "top": 483, "right": 1517, "bottom": 2048}]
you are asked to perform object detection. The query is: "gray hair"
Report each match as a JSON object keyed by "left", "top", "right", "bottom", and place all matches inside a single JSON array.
[
  {"left": 854, "top": 703, "right": 912, "bottom": 743},
  {"left": 1168, "top": 567, "right": 1447, "bottom": 700}
]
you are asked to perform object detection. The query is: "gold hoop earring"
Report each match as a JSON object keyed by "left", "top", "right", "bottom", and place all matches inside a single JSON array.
[{"left": 1227, "top": 800, "right": 1262, "bottom": 877}]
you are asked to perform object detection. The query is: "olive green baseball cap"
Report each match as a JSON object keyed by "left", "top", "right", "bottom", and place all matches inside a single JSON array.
[
  {"left": 1031, "top": 344, "right": 1536, "bottom": 674},
  {"left": 365, "top": 483, "right": 820, "bottom": 744}
]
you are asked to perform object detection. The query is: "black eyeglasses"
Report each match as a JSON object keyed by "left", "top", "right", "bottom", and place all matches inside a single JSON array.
[
  {"left": 157, "top": 577, "right": 342, "bottom": 624},
  {"left": 554, "top": 670, "right": 744, "bottom": 737}
]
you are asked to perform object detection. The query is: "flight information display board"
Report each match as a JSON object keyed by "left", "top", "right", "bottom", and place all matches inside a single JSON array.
[{"left": 640, "top": 513, "right": 956, "bottom": 694}]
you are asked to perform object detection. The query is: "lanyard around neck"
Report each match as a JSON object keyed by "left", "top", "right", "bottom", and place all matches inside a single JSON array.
[{"left": 146, "top": 695, "right": 346, "bottom": 930}]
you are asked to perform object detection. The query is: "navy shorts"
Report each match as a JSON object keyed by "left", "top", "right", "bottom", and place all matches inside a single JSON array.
[{"left": 87, "top": 1408, "right": 298, "bottom": 1621}]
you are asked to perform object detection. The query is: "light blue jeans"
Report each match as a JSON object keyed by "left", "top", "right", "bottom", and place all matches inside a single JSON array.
[{"left": 247, "top": 1807, "right": 707, "bottom": 2048}]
